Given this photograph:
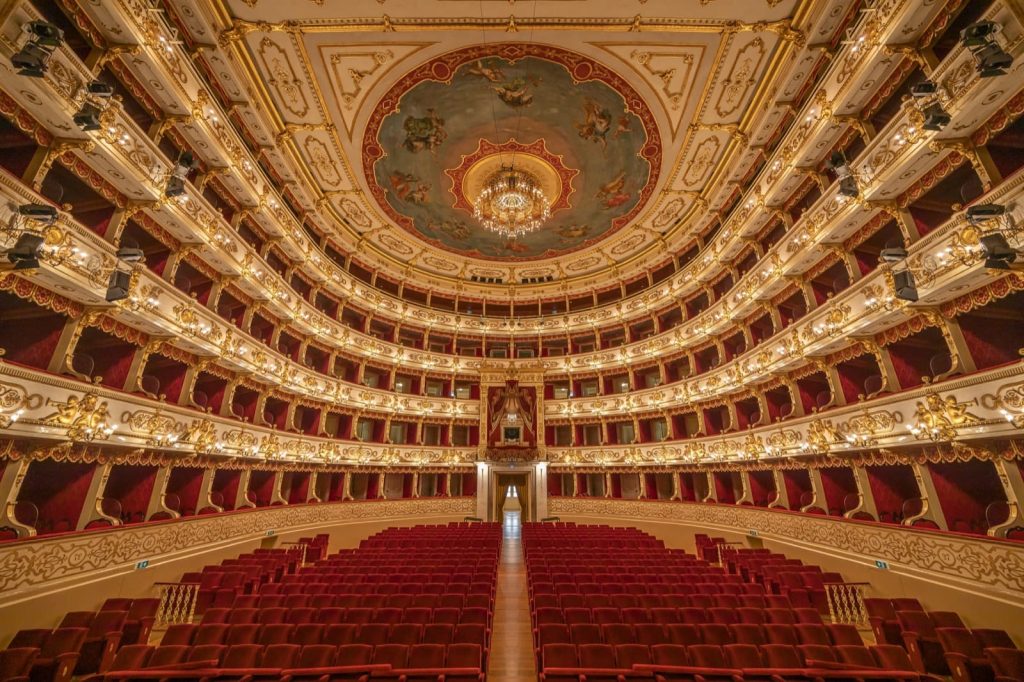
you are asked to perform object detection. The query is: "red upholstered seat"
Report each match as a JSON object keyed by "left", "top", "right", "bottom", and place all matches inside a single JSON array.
[
  {"left": 986, "top": 647, "right": 1024, "bottom": 682},
  {"left": 616, "top": 644, "right": 652, "bottom": 668},
  {"left": 602, "top": 624, "right": 635, "bottom": 645},
  {"left": 145, "top": 645, "right": 189, "bottom": 668},
  {"left": 258, "top": 643, "right": 299, "bottom": 671},
  {"left": 761, "top": 643, "right": 802, "bottom": 669},
  {"left": 634, "top": 624, "right": 666, "bottom": 646},
  {"left": 698, "top": 624, "right": 732, "bottom": 646},
  {"left": 221, "top": 643, "right": 262, "bottom": 669},
  {"left": 422, "top": 624, "right": 454, "bottom": 645},
  {"left": 323, "top": 624, "right": 358, "bottom": 646},
  {"left": 336, "top": 644, "right": 373, "bottom": 666},
  {"left": 834, "top": 644, "right": 878, "bottom": 668},
  {"left": 29, "top": 627, "right": 88, "bottom": 682},
  {"left": 937, "top": 627, "right": 997, "bottom": 682},
  {"left": 360, "top": 624, "right": 393, "bottom": 646},
  {"left": 729, "top": 624, "right": 766, "bottom": 646},
  {"left": 723, "top": 643, "right": 763, "bottom": 668},
  {"left": 0, "top": 647, "right": 39, "bottom": 682},
  {"left": 799, "top": 643, "right": 839, "bottom": 665},
  {"left": 666, "top": 624, "right": 702, "bottom": 647}
]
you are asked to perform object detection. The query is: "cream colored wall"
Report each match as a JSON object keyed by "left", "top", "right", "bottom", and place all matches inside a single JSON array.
[
  {"left": 0, "top": 504, "right": 468, "bottom": 646},
  {"left": 558, "top": 511, "right": 1024, "bottom": 647}
]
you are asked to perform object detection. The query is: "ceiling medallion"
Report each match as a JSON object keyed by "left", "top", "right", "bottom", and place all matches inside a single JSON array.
[{"left": 473, "top": 166, "right": 551, "bottom": 240}]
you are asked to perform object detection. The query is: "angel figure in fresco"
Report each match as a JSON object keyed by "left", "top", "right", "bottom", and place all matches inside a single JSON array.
[
  {"left": 614, "top": 115, "right": 633, "bottom": 139},
  {"left": 389, "top": 171, "right": 430, "bottom": 205},
  {"left": 557, "top": 223, "right": 590, "bottom": 243},
  {"left": 596, "top": 170, "right": 631, "bottom": 210},
  {"left": 466, "top": 59, "right": 506, "bottom": 83},
  {"left": 575, "top": 98, "right": 613, "bottom": 150},
  {"left": 437, "top": 219, "right": 471, "bottom": 240},
  {"left": 493, "top": 74, "right": 539, "bottom": 108},
  {"left": 503, "top": 240, "right": 529, "bottom": 253},
  {"left": 402, "top": 109, "right": 447, "bottom": 153}
]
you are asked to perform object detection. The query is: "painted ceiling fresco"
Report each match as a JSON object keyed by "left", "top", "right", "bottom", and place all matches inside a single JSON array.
[{"left": 363, "top": 44, "right": 661, "bottom": 260}]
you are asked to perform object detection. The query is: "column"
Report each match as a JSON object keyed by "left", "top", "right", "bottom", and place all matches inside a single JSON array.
[
  {"left": 270, "top": 471, "right": 288, "bottom": 505},
  {"left": 475, "top": 462, "right": 490, "bottom": 520},
  {"left": 800, "top": 468, "right": 827, "bottom": 513},
  {"left": 535, "top": 462, "right": 549, "bottom": 520},
  {"left": 989, "top": 459, "right": 1024, "bottom": 538},
  {"left": 903, "top": 462, "right": 948, "bottom": 530},
  {"left": 844, "top": 465, "right": 880, "bottom": 520},
  {"left": 735, "top": 472, "right": 754, "bottom": 505},
  {"left": 145, "top": 465, "right": 180, "bottom": 520},
  {"left": 235, "top": 469, "right": 255, "bottom": 509},
  {"left": 702, "top": 472, "right": 717, "bottom": 503},
  {"left": 196, "top": 468, "right": 223, "bottom": 514},
  {"left": 0, "top": 459, "right": 35, "bottom": 538},
  {"left": 769, "top": 469, "right": 789, "bottom": 509},
  {"left": 307, "top": 472, "right": 322, "bottom": 503},
  {"left": 76, "top": 463, "right": 120, "bottom": 530}
]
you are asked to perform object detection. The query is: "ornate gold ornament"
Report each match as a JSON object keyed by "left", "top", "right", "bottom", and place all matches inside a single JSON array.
[
  {"left": 0, "top": 379, "right": 43, "bottom": 429},
  {"left": 908, "top": 392, "right": 982, "bottom": 442},
  {"left": 43, "top": 391, "right": 117, "bottom": 442}
]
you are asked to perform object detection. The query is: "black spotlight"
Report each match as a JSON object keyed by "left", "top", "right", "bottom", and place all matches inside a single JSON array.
[
  {"left": 165, "top": 175, "right": 186, "bottom": 198},
  {"left": 165, "top": 152, "right": 195, "bottom": 198},
  {"left": 961, "top": 21, "right": 1000, "bottom": 47},
  {"left": 85, "top": 80, "right": 114, "bottom": 98},
  {"left": 961, "top": 22, "right": 1014, "bottom": 77},
  {"left": 879, "top": 247, "right": 909, "bottom": 263},
  {"left": 910, "top": 80, "right": 938, "bottom": 98},
  {"left": 980, "top": 233, "right": 1018, "bottom": 270},
  {"left": 18, "top": 203, "right": 58, "bottom": 225},
  {"left": 921, "top": 102, "right": 951, "bottom": 131},
  {"left": 115, "top": 246, "right": 145, "bottom": 263},
  {"left": 105, "top": 269, "right": 132, "bottom": 302},
  {"left": 966, "top": 203, "right": 1005, "bottom": 226},
  {"left": 7, "top": 233, "right": 45, "bottom": 270},
  {"left": 73, "top": 101, "right": 103, "bottom": 131},
  {"left": 838, "top": 175, "right": 859, "bottom": 198},
  {"left": 10, "top": 21, "right": 63, "bottom": 78},
  {"left": 11, "top": 41, "right": 51, "bottom": 78},
  {"left": 976, "top": 42, "right": 1014, "bottom": 77},
  {"left": 24, "top": 21, "right": 64, "bottom": 49},
  {"left": 893, "top": 269, "right": 918, "bottom": 302}
]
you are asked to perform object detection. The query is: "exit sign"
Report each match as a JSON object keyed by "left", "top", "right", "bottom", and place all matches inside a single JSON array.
[
  {"left": 265, "top": 529, "right": 276, "bottom": 537},
  {"left": 135, "top": 560, "right": 150, "bottom": 570},
  {"left": 748, "top": 529, "right": 759, "bottom": 537},
  {"left": 874, "top": 559, "right": 889, "bottom": 570}
]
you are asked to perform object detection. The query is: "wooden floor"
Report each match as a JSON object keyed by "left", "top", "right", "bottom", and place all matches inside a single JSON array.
[{"left": 488, "top": 512, "right": 536, "bottom": 682}]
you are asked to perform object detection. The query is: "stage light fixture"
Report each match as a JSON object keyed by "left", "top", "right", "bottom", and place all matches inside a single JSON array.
[
  {"left": 879, "top": 247, "right": 909, "bottom": 263},
  {"left": 979, "top": 233, "right": 1018, "bottom": 270},
  {"left": 10, "top": 21, "right": 63, "bottom": 78},
  {"left": 966, "top": 203, "right": 1006, "bottom": 226},
  {"left": 165, "top": 152, "right": 196, "bottom": 198},
  {"left": 6, "top": 233, "right": 45, "bottom": 270},
  {"left": 893, "top": 269, "right": 918, "bottom": 302},
  {"left": 105, "top": 269, "right": 132, "bottom": 302},
  {"left": 18, "top": 203, "right": 58, "bottom": 225},
  {"left": 921, "top": 102, "right": 951, "bottom": 131},
  {"left": 961, "top": 22, "right": 1014, "bottom": 78}
]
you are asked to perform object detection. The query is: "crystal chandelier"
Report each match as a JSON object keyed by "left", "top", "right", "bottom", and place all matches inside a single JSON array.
[{"left": 473, "top": 166, "right": 550, "bottom": 240}]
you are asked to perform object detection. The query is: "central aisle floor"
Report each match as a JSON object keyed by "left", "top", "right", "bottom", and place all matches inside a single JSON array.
[{"left": 488, "top": 512, "right": 536, "bottom": 682}]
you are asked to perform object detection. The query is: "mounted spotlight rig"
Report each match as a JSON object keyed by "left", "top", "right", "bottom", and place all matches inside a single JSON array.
[
  {"left": 826, "top": 151, "right": 861, "bottom": 199},
  {"left": 2, "top": 203, "right": 61, "bottom": 271},
  {"left": 72, "top": 80, "right": 116, "bottom": 132},
  {"left": 908, "top": 80, "right": 952, "bottom": 132},
  {"left": 961, "top": 21, "right": 1014, "bottom": 78},
  {"left": 164, "top": 151, "right": 196, "bottom": 199},
  {"left": 10, "top": 21, "right": 63, "bottom": 78},
  {"left": 964, "top": 203, "right": 1024, "bottom": 271}
]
